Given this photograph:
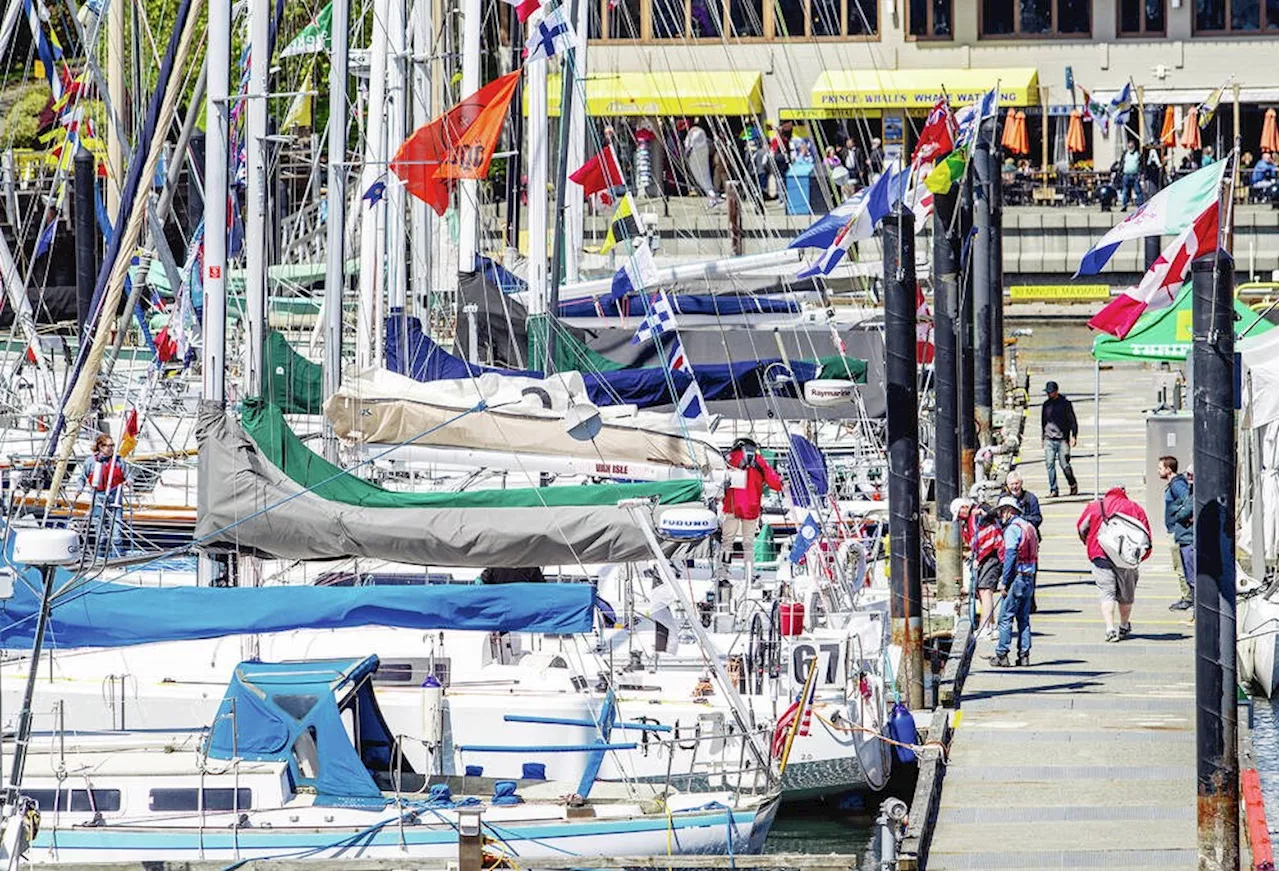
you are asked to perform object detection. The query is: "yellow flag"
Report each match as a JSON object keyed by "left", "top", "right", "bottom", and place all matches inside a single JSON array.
[
  {"left": 600, "top": 194, "right": 639, "bottom": 255},
  {"left": 283, "top": 73, "right": 313, "bottom": 130}
]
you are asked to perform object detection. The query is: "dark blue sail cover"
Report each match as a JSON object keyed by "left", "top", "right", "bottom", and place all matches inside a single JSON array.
[
  {"left": 384, "top": 316, "right": 818, "bottom": 409},
  {"left": 558, "top": 293, "right": 799, "bottom": 318},
  {"left": 786, "top": 433, "right": 830, "bottom": 508},
  {"left": 0, "top": 569, "right": 594, "bottom": 650}
]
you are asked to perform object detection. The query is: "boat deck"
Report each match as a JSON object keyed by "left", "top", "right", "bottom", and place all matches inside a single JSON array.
[{"left": 929, "top": 363, "right": 1198, "bottom": 869}]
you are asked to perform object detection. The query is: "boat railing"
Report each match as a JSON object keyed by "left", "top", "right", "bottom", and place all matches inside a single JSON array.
[{"left": 647, "top": 725, "right": 777, "bottom": 798}]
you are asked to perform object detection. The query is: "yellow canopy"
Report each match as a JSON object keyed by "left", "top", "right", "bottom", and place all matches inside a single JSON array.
[
  {"left": 540, "top": 71, "right": 764, "bottom": 117},
  {"left": 809, "top": 68, "right": 1039, "bottom": 112}
]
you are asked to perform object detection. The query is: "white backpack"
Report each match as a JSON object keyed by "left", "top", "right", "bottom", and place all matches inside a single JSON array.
[{"left": 1096, "top": 503, "right": 1151, "bottom": 569}]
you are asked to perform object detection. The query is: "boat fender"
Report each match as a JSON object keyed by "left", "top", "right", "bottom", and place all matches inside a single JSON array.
[
  {"left": 420, "top": 675, "right": 444, "bottom": 748},
  {"left": 887, "top": 702, "right": 918, "bottom": 765},
  {"left": 656, "top": 507, "right": 719, "bottom": 541},
  {"left": 804, "top": 379, "right": 855, "bottom": 407}
]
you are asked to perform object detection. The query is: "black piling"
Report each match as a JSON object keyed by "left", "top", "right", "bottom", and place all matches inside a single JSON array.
[
  {"left": 1145, "top": 234, "right": 1162, "bottom": 271},
  {"left": 932, "top": 189, "right": 962, "bottom": 599},
  {"left": 990, "top": 156, "right": 1005, "bottom": 410},
  {"left": 972, "top": 138, "right": 994, "bottom": 444},
  {"left": 1191, "top": 251, "right": 1239, "bottom": 871},
  {"left": 883, "top": 203, "right": 924, "bottom": 709},
  {"left": 959, "top": 170, "right": 978, "bottom": 490},
  {"left": 73, "top": 147, "right": 97, "bottom": 340}
]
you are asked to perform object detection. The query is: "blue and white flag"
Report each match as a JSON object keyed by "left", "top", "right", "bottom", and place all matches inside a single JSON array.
[
  {"left": 525, "top": 4, "right": 576, "bottom": 63},
  {"left": 797, "top": 161, "right": 911, "bottom": 278},
  {"left": 362, "top": 180, "right": 386, "bottom": 207},
  {"left": 1107, "top": 82, "right": 1134, "bottom": 130},
  {"left": 608, "top": 242, "right": 657, "bottom": 302},
  {"left": 33, "top": 220, "right": 56, "bottom": 258},
  {"left": 676, "top": 382, "right": 704, "bottom": 419},
  {"left": 631, "top": 292, "right": 676, "bottom": 344},
  {"left": 788, "top": 512, "right": 822, "bottom": 564},
  {"left": 789, "top": 188, "right": 870, "bottom": 250},
  {"left": 955, "top": 85, "right": 999, "bottom": 148}
]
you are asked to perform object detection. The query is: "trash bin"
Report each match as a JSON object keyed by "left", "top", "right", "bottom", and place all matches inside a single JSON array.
[{"left": 785, "top": 162, "right": 816, "bottom": 215}]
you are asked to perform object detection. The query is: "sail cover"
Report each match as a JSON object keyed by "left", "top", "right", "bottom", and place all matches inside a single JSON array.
[
  {"left": 198, "top": 402, "right": 700, "bottom": 566},
  {"left": 0, "top": 571, "right": 595, "bottom": 649},
  {"left": 557, "top": 293, "right": 799, "bottom": 318}
]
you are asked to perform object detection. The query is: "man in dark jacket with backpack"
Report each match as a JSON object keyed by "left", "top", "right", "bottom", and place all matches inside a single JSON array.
[{"left": 1158, "top": 456, "right": 1195, "bottom": 611}]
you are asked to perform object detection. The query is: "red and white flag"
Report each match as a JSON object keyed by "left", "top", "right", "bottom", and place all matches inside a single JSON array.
[
  {"left": 771, "top": 684, "right": 817, "bottom": 758},
  {"left": 499, "top": 0, "right": 542, "bottom": 23},
  {"left": 912, "top": 97, "right": 957, "bottom": 165},
  {"left": 1087, "top": 202, "right": 1219, "bottom": 339},
  {"left": 916, "top": 285, "right": 935, "bottom": 365}
]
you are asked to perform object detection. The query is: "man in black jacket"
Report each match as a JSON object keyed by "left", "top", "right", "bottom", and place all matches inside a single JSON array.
[{"left": 1041, "top": 381, "right": 1078, "bottom": 497}]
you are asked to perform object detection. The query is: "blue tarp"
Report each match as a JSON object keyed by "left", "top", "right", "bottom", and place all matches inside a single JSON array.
[
  {"left": 786, "top": 433, "right": 829, "bottom": 507},
  {"left": 207, "top": 657, "right": 387, "bottom": 798},
  {"left": 558, "top": 294, "right": 799, "bottom": 318},
  {"left": 384, "top": 318, "right": 817, "bottom": 409},
  {"left": 0, "top": 571, "right": 594, "bottom": 649}
]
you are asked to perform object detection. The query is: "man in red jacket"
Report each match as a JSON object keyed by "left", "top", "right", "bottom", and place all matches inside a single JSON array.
[
  {"left": 1077, "top": 485, "right": 1153, "bottom": 642},
  {"left": 717, "top": 438, "right": 783, "bottom": 583}
]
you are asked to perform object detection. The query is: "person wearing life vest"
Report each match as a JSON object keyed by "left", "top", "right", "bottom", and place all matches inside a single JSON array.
[
  {"left": 73, "top": 433, "right": 130, "bottom": 556},
  {"left": 954, "top": 499, "right": 1003, "bottom": 640},
  {"left": 717, "top": 438, "right": 783, "bottom": 584},
  {"left": 987, "top": 496, "right": 1040, "bottom": 668},
  {"left": 1077, "top": 485, "right": 1152, "bottom": 643}
]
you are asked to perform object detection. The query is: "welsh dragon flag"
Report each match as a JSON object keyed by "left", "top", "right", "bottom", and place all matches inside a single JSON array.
[
  {"left": 1076, "top": 158, "right": 1226, "bottom": 276},
  {"left": 282, "top": 2, "right": 332, "bottom": 57},
  {"left": 1087, "top": 202, "right": 1220, "bottom": 338}
]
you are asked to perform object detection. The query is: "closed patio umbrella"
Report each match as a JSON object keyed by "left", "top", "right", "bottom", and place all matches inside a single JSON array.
[
  {"left": 1262, "top": 108, "right": 1278, "bottom": 153},
  {"left": 1179, "top": 108, "right": 1201, "bottom": 150},
  {"left": 1159, "top": 105, "right": 1177, "bottom": 147},
  {"left": 1013, "top": 111, "right": 1030, "bottom": 155},
  {"left": 1066, "top": 110, "right": 1086, "bottom": 155},
  {"left": 1000, "top": 107, "right": 1019, "bottom": 151}
]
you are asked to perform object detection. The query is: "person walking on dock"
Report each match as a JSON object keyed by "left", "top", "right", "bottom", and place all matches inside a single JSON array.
[
  {"left": 717, "top": 438, "right": 783, "bottom": 585},
  {"left": 957, "top": 499, "right": 1003, "bottom": 641},
  {"left": 1003, "top": 471, "right": 1042, "bottom": 536},
  {"left": 1158, "top": 456, "right": 1195, "bottom": 612},
  {"left": 987, "top": 496, "right": 1040, "bottom": 668},
  {"left": 1077, "top": 486, "right": 1153, "bottom": 642},
  {"left": 1040, "top": 381, "right": 1079, "bottom": 497}
]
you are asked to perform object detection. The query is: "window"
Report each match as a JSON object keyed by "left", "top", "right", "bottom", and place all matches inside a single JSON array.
[
  {"left": 813, "top": 0, "right": 841, "bottom": 34},
  {"left": 604, "top": 0, "right": 641, "bottom": 37},
  {"left": 847, "top": 0, "right": 878, "bottom": 33},
  {"left": 776, "top": 0, "right": 806, "bottom": 35},
  {"left": 981, "top": 0, "right": 1090, "bottom": 35},
  {"left": 27, "top": 789, "right": 121, "bottom": 812},
  {"left": 909, "top": 0, "right": 952, "bottom": 38},
  {"left": 1119, "top": 0, "right": 1164, "bottom": 34},
  {"left": 691, "top": 0, "right": 722, "bottom": 35},
  {"left": 150, "top": 788, "right": 251, "bottom": 812},
  {"left": 652, "top": 0, "right": 687, "bottom": 37},
  {"left": 1195, "top": 0, "right": 1278, "bottom": 30},
  {"left": 729, "top": 0, "right": 764, "bottom": 35},
  {"left": 770, "top": 0, "right": 876, "bottom": 37}
]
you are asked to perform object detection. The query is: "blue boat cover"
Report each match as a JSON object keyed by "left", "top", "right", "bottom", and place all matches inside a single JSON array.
[
  {"left": 207, "top": 657, "right": 389, "bottom": 798},
  {"left": 0, "top": 568, "right": 594, "bottom": 649},
  {"left": 385, "top": 313, "right": 540, "bottom": 381},
  {"left": 786, "top": 433, "right": 829, "bottom": 508},
  {"left": 558, "top": 294, "right": 799, "bottom": 318},
  {"left": 478, "top": 255, "right": 527, "bottom": 295}
]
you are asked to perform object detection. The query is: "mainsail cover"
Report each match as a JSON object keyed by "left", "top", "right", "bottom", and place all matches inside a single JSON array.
[
  {"left": 197, "top": 401, "right": 702, "bottom": 566},
  {"left": 0, "top": 573, "right": 594, "bottom": 649}
]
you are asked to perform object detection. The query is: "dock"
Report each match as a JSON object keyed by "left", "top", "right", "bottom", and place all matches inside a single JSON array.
[{"left": 927, "top": 361, "right": 1199, "bottom": 869}]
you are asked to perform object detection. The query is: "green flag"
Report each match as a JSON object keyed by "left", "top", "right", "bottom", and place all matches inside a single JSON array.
[
  {"left": 281, "top": 2, "right": 332, "bottom": 57},
  {"left": 925, "top": 147, "right": 968, "bottom": 195}
]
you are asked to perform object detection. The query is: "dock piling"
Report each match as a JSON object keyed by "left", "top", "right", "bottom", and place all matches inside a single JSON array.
[
  {"left": 932, "top": 188, "right": 962, "bottom": 599},
  {"left": 971, "top": 138, "right": 994, "bottom": 446}
]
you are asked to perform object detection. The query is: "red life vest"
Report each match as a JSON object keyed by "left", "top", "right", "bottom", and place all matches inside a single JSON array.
[
  {"left": 998, "top": 517, "right": 1039, "bottom": 565},
  {"left": 965, "top": 513, "right": 1003, "bottom": 562},
  {"left": 89, "top": 458, "right": 126, "bottom": 493}
]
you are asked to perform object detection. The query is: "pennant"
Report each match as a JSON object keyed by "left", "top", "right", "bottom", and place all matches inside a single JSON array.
[
  {"left": 570, "top": 144, "right": 625, "bottom": 199},
  {"left": 500, "top": 0, "right": 544, "bottom": 23},
  {"left": 390, "top": 70, "right": 522, "bottom": 216},
  {"left": 1197, "top": 81, "right": 1228, "bottom": 130},
  {"left": 1087, "top": 203, "right": 1219, "bottom": 338},
  {"left": 913, "top": 97, "right": 957, "bottom": 164},
  {"left": 675, "top": 382, "right": 704, "bottom": 420},
  {"left": 525, "top": 3, "right": 576, "bottom": 63},
  {"left": 667, "top": 338, "right": 693, "bottom": 374},
  {"left": 34, "top": 220, "right": 55, "bottom": 258},
  {"left": 631, "top": 292, "right": 676, "bottom": 344},
  {"left": 281, "top": 1, "right": 332, "bottom": 57},
  {"left": 1076, "top": 159, "right": 1226, "bottom": 276},
  {"left": 282, "top": 72, "right": 313, "bottom": 129},
  {"left": 788, "top": 512, "right": 822, "bottom": 564},
  {"left": 435, "top": 71, "right": 521, "bottom": 181},
  {"left": 362, "top": 180, "right": 386, "bottom": 207},
  {"left": 600, "top": 193, "right": 639, "bottom": 255},
  {"left": 608, "top": 242, "right": 657, "bottom": 301}
]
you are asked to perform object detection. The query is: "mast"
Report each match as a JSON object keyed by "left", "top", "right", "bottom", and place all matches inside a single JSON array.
[
  {"left": 457, "top": 0, "right": 481, "bottom": 275},
  {"left": 244, "top": 0, "right": 271, "bottom": 395},
  {"left": 525, "top": 10, "right": 549, "bottom": 368},
  {"left": 502, "top": 1, "right": 523, "bottom": 258},
  {"left": 563, "top": 0, "right": 587, "bottom": 283},
  {"left": 323, "top": 0, "right": 351, "bottom": 462},
  {"left": 545, "top": 0, "right": 580, "bottom": 370},
  {"left": 386, "top": 0, "right": 408, "bottom": 366},
  {"left": 356, "top": 0, "right": 390, "bottom": 369},
  {"left": 410, "top": 0, "right": 436, "bottom": 332},
  {"left": 106, "top": 0, "right": 125, "bottom": 217}
]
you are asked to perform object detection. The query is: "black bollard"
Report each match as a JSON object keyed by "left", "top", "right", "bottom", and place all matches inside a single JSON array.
[
  {"left": 1191, "top": 251, "right": 1239, "bottom": 871},
  {"left": 73, "top": 147, "right": 97, "bottom": 342},
  {"left": 883, "top": 203, "right": 924, "bottom": 710},
  {"left": 972, "top": 139, "right": 994, "bottom": 445}
]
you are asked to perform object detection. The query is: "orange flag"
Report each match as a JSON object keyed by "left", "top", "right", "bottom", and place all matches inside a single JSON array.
[{"left": 391, "top": 70, "right": 521, "bottom": 215}]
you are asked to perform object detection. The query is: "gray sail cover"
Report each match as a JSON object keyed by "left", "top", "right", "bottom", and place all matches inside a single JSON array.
[{"left": 196, "top": 403, "right": 692, "bottom": 567}]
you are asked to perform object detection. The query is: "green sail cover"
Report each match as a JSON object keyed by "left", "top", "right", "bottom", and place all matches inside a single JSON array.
[
  {"left": 814, "top": 355, "right": 868, "bottom": 382},
  {"left": 265, "top": 330, "right": 325, "bottom": 414},
  {"left": 240, "top": 399, "right": 704, "bottom": 509},
  {"left": 1091, "top": 282, "right": 1275, "bottom": 363}
]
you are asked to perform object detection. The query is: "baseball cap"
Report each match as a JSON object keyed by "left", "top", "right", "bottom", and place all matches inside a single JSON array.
[{"left": 1044, "top": 380, "right": 1059, "bottom": 394}]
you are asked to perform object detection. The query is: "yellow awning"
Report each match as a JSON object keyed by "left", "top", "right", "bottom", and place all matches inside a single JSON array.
[
  {"left": 809, "top": 68, "right": 1040, "bottom": 112},
  {"left": 539, "top": 71, "right": 764, "bottom": 117}
]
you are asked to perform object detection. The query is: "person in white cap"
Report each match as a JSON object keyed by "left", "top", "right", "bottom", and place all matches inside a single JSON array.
[{"left": 987, "top": 496, "right": 1040, "bottom": 668}]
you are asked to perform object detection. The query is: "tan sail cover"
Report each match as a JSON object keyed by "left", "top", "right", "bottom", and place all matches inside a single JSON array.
[{"left": 324, "top": 369, "right": 718, "bottom": 471}]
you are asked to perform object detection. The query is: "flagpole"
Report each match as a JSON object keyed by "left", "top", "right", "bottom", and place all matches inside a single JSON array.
[
  {"left": 545, "top": 0, "right": 580, "bottom": 372},
  {"left": 503, "top": 0, "right": 524, "bottom": 256},
  {"left": 458, "top": 0, "right": 482, "bottom": 276},
  {"left": 322, "top": 0, "right": 350, "bottom": 462},
  {"left": 525, "top": 16, "right": 550, "bottom": 369}
]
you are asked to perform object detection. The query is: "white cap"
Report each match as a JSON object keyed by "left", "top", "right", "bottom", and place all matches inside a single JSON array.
[{"left": 996, "top": 495, "right": 1021, "bottom": 513}]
